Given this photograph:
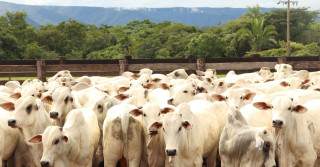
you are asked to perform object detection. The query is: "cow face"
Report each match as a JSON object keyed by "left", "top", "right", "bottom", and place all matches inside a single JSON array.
[
  {"left": 212, "top": 88, "right": 256, "bottom": 109},
  {"left": 254, "top": 97, "right": 307, "bottom": 128},
  {"left": 256, "top": 128, "right": 276, "bottom": 167},
  {"left": 168, "top": 83, "right": 196, "bottom": 106},
  {"left": 8, "top": 96, "right": 39, "bottom": 128},
  {"left": 92, "top": 96, "right": 120, "bottom": 126},
  {"left": 29, "top": 126, "right": 69, "bottom": 167},
  {"left": 130, "top": 103, "right": 174, "bottom": 136},
  {"left": 50, "top": 87, "right": 74, "bottom": 120},
  {"left": 150, "top": 103, "right": 192, "bottom": 157}
]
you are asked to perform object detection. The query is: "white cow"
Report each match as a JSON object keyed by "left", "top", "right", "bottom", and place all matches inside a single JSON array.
[
  {"left": 29, "top": 108, "right": 100, "bottom": 167},
  {"left": 48, "top": 86, "right": 81, "bottom": 126},
  {"left": 253, "top": 96, "right": 319, "bottom": 167},
  {"left": 103, "top": 104, "right": 147, "bottom": 167},
  {"left": 149, "top": 101, "right": 221, "bottom": 167},
  {"left": 7, "top": 96, "right": 51, "bottom": 167},
  {"left": 219, "top": 107, "right": 276, "bottom": 167},
  {"left": 0, "top": 107, "right": 19, "bottom": 167}
]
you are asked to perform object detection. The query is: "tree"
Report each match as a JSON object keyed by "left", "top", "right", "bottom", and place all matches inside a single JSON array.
[{"left": 237, "top": 18, "right": 277, "bottom": 52}]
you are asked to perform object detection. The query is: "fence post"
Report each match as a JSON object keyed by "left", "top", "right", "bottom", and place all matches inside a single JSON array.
[
  {"left": 187, "top": 55, "right": 196, "bottom": 75},
  {"left": 37, "top": 60, "right": 46, "bottom": 82},
  {"left": 197, "top": 58, "right": 206, "bottom": 72},
  {"left": 119, "top": 59, "right": 128, "bottom": 76},
  {"left": 59, "top": 56, "right": 66, "bottom": 65},
  {"left": 277, "top": 57, "right": 287, "bottom": 64}
]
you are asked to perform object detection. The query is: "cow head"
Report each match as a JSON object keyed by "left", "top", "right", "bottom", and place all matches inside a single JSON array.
[
  {"left": 168, "top": 83, "right": 196, "bottom": 106},
  {"left": 50, "top": 87, "right": 74, "bottom": 120},
  {"left": 7, "top": 96, "right": 40, "bottom": 128},
  {"left": 212, "top": 88, "right": 256, "bottom": 109},
  {"left": 29, "top": 126, "right": 69, "bottom": 167},
  {"left": 253, "top": 96, "right": 307, "bottom": 129},
  {"left": 149, "top": 103, "right": 192, "bottom": 157}
]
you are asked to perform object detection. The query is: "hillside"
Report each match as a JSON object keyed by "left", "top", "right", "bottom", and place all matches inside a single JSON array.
[{"left": 0, "top": 1, "right": 276, "bottom": 27}]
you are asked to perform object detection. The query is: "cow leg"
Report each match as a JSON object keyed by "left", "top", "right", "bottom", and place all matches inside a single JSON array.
[
  {"left": 93, "top": 145, "right": 104, "bottom": 167},
  {"left": 206, "top": 146, "right": 218, "bottom": 167}
]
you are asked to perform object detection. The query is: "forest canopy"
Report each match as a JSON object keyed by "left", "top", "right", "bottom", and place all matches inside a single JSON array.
[{"left": 0, "top": 6, "right": 319, "bottom": 60}]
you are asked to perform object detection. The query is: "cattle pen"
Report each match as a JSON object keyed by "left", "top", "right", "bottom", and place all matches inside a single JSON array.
[{"left": 0, "top": 54, "right": 320, "bottom": 84}]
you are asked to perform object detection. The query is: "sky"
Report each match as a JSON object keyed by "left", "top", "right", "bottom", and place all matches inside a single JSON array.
[{"left": 1, "top": 0, "right": 319, "bottom": 10}]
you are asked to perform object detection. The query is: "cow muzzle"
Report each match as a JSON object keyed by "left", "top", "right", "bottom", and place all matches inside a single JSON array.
[
  {"left": 166, "top": 149, "right": 177, "bottom": 156},
  {"left": 8, "top": 119, "right": 16, "bottom": 127},
  {"left": 272, "top": 120, "right": 283, "bottom": 128},
  {"left": 50, "top": 112, "right": 59, "bottom": 119},
  {"left": 40, "top": 161, "right": 50, "bottom": 167}
]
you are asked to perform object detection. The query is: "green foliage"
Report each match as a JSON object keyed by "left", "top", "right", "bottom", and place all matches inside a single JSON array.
[{"left": 0, "top": 9, "right": 319, "bottom": 60}]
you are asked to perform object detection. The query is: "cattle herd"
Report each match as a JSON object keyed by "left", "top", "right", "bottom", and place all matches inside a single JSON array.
[{"left": 0, "top": 64, "right": 320, "bottom": 167}]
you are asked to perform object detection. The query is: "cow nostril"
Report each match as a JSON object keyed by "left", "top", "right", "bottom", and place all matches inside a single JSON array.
[
  {"left": 8, "top": 119, "right": 16, "bottom": 126},
  {"left": 149, "top": 130, "right": 158, "bottom": 135},
  {"left": 40, "top": 161, "right": 49, "bottom": 167},
  {"left": 166, "top": 149, "right": 177, "bottom": 156},
  {"left": 50, "top": 112, "right": 59, "bottom": 119}
]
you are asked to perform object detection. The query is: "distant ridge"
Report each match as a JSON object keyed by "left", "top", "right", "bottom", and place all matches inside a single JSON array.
[{"left": 0, "top": 1, "right": 276, "bottom": 27}]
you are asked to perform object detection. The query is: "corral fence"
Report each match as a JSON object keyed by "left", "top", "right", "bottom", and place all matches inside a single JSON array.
[{"left": 1, "top": 53, "right": 320, "bottom": 85}]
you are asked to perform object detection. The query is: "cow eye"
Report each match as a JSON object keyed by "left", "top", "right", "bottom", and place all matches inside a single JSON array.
[
  {"left": 169, "top": 85, "right": 172, "bottom": 87},
  {"left": 97, "top": 105, "right": 102, "bottom": 109},
  {"left": 240, "top": 96, "right": 243, "bottom": 99},
  {"left": 163, "top": 128, "right": 165, "bottom": 132},
  {"left": 158, "top": 112, "right": 160, "bottom": 116},
  {"left": 26, "top": 104, "right": 32, "bottom": 114},
  {"left": 143, "top": 113, "right": 146, "bottom": 117},
  {"left": 178, "top": 127, "right": 182, "bottom": 132},
  {"left": 54, "top": 139, "right": 59, "bottom": 145},
  {"left": 147, "top": 80, "right": 149, "bottom": 83},
  {"left": 57, "top": 75, "right": 61, "bottom": 77},
  {"left": 64, "top": 96, "right": 69, "bottom": 103},
  {"left": 265, "top": 142, "right": 270, "bottom": 149},
  {"left": 288, "top": 107, "right": 291, "bottom": 110},
  {"left": 183, "top": 90, "right": 188, "bottom": 93},
  {"left": 312, "top": 82, "right": 314, "bottom": 85},
  {"left": 32, "top": 94, "right": 35, "bottom": 97},
  {"left": 225, "top": 96, "right": 228, "bottom": 99}
]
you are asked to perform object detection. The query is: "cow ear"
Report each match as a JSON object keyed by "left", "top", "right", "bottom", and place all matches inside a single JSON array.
[
  {"left": 10, "top": 92, "right": 21, "bottom": 99},
  {"left": 62, "top": 135, "right": 69, "bottom": 143},
  {"left": 314, "top": 88, "right": 320, "bottom": 92},
  {"left": 302, "top": 79, "right": 310, "bottom": 85},
  {"left": 300, "top": 84, "right": 310, "bottom": 89},
  {"left": 212, "top": 94, "right": 226, "bottom": 102},
  {"left": 206, "top": 78, "right": 212, "bottom": 83},
  {"left": 161, "top": 107, "right": 175, "bottom": 114},
  {"left": 160, "top": 83, "right": 170, "bottom": 90},
  {"left": 0, "top": 102, "right": 15, "bottom": 111},
  {"left": 153, "top": 78, "right": 161, "bottom": 83},
  {"left": 28, "top": 134, "right": 42, "bottom": 144},
  {"left": 42, "top": 96, "right": 53, "bottom": 104},
  {"left": 115, "top": 94, "right": 129, "bottom": 101},
  {"left": 132, "top": 74, "right": 140, "bottom": 80},
  {"left": 253, "top": 102, "right": 272, "bottom": 110},
  {"left": 280, "top": 81, "right": 290, "bottom": 87},
  {"left": 243, "top": 92, "right": 256, "bottom": 100},
  {"left": 218, "top": 82, "right": 224, "bottom": 87},
  {"left": 292, "top": 105, "right": 307, "bottom": 114},
  {"left": 119, "top": 86, "right": 129, "bottom": 92},
  {"left": 149, "top": 122, "right": 163, "bottom": 131},
  {"left": 255, "top": 136, "right": 264, "bottom": 151},
  {"left": 144, "top": 83, "right": 155, "bottom": 89},
  {"left": 182, "top": 121, "right": 192, "bottom": 130},
  {"left": 129, "top": 109, "right": 143, "bottom": 117}
]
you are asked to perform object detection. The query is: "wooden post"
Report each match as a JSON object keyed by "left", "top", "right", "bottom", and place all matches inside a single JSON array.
[
  {"left": 197, "top": 58, "right": 206, "bottom": 72},
  {"left": 37, "top": 60, "right": 46, "bottom": 82},
  {"left": 187, "top": 55, "right": 196, "bottom": 75},
  {"left": 125, "top": 55, "right": 132, "bottom": 61},
  {"left": 252, "top": 54, "right": 260, "bottom": 62},
  {"left": 59, "top": 56, "right": 66, "bottom": 65},
  {"left": 318, "top": 52, "right": 320, "bottom": 61},
  {"left": 277, "top": 57, "right": 287, "bottom": 64},
  {"left": 119, "top": 59, "right": 128, "bottom": 76}
]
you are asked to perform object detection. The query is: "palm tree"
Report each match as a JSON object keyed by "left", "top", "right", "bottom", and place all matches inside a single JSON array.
[
  {"left": 237, "top": 18, "right": 277, "bottom": 52},
  {"left": 246, "top": 4, "right": 262, "bottom": 19}
]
